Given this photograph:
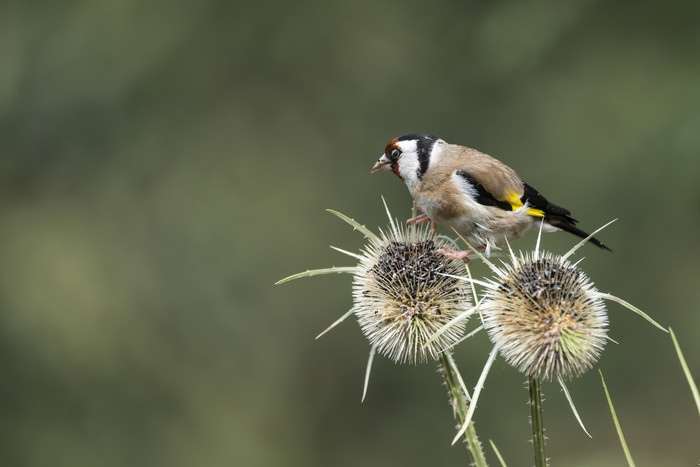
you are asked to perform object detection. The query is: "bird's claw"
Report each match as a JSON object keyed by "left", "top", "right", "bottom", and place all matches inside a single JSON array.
[
  {"left": 406, "top": 213, "right": 430, "bottom": 225},
  {"left": 436, "top": 246, "right": 475, "bottom": 265},
  {"left": 407, "top": 211, "right": 438, "bottom": 235}
]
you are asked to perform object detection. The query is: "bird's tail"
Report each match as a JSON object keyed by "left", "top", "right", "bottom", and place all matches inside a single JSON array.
[{"left": 548, "top": 219, "right": 612, "bottom": 252}]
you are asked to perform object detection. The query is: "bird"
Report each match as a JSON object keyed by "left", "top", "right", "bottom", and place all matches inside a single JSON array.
[{"left": 370, "top": 134, "right": 610, "bottom": 260}]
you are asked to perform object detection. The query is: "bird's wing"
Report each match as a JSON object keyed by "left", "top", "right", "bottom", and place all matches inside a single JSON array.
[
  {"left": 455, "top": 170, "right": 514, "bottom": 210},
  {"left": 450, "top": 148, "right": 610, "bottom": 250},
  {"left": 453, "top": 154, "right": 545, "bottom": 216},
  {"left": 520, "top": 183, "right": 576, "bottom": 222}
]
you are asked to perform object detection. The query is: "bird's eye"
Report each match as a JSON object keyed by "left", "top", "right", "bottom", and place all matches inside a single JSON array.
[{"left": 390, "top": 148, "right": 401, "bottom": 159}]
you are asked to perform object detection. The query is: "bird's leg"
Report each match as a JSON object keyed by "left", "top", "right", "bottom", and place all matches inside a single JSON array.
[
  {"left": 407, "top": 213, "right": 430, "bottom": 225},
  {"left": 436, "top": 245, "right": 486, "bottom": 265},
  {"left": 406, "top": 208, "right": 438, "bottom": 235}
]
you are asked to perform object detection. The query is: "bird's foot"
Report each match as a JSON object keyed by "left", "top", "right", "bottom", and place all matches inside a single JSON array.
[
  {"left": 406, "top": 213, "right": 438, "bottom": 235},
  {"left": 406, "top": 213, "right": 430, "bottom": 225},
  {"left": 436, "top": 246, "right": 475, "bottom": 265}
]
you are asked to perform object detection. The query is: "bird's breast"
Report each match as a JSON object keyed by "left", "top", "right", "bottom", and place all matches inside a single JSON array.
[{"left": 413, "top": 198, "right": 473, "bottom": 234}]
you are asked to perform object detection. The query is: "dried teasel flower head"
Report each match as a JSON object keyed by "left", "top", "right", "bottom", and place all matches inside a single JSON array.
[
  {"left": 351, "top": 221, "right": 472, "bottom": 364},
  {"left": 480, "top": 249, "right": 608, "bottom": 381}
]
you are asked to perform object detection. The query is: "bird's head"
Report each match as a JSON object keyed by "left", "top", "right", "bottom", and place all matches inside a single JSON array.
[{"left": 371, "top": 134, "right": 442, "bottom": 188}]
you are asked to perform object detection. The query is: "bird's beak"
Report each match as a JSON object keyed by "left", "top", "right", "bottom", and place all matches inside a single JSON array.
[{"left": 371, "top": 154, "right": 392, "bottom": 173}]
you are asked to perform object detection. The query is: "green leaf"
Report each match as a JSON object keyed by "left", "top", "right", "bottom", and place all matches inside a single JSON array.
[
  {"left": 669, "top": 328, "right": 700, "bottom": 418},
  {"left": 275, "top": 266, "right": 356, "bottom": 285},
  {"left": 598, "top": 293, "right": 667, "bottom": 333},
  {"left": 600, "top": 370, "right": 635, "bottom": 467},
  {"left": 326, "top": 209, "right": 380, "bottom": 243},
  {"left": 489, "top": 439, "right": 508, "bottom": 467}
]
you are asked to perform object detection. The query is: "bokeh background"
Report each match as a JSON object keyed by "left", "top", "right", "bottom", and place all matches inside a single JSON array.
[{"left": 1, "top": 0, "right": 699, "bottom": 465}]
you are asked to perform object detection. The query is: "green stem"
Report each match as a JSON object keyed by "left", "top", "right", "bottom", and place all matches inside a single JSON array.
[
  {"left": 439, "top": 353, "right": 488, "bottom": 467},
  {"left": 528, "top": 376, "right": 547, "bottom": 467}
]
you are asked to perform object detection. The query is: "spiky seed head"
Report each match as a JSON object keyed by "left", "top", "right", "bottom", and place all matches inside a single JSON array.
[
  {"left": 352, "top": 225, "right": 472, "bottom": 364},
  {"left": 481, "top": 251, "right": 608, "bottom": 380}
]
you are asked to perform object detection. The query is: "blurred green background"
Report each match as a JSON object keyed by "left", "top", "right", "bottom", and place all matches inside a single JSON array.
[{"left": 1, "top": 0, "right": 699, "bottom": 465}]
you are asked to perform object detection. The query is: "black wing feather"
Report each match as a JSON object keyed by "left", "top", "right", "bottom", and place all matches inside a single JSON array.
[
  {"left": 521, "top": 183, "right": 577, "bottom": 222},
  {"left": 455, "top": 170, "right": 512, "bottom": 211}
]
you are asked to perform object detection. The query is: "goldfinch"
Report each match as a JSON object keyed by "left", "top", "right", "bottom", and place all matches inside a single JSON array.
[{"left": 371, "top": 134, "right": 610, "bottom": 258}]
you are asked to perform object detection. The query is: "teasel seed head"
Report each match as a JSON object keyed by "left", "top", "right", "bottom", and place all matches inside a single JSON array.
[
  {"left": 481, "top": 251, "right": 608, "bottom": 381},
  {"left": 352, "top": 225, "right": 472, "bottom": 364}
]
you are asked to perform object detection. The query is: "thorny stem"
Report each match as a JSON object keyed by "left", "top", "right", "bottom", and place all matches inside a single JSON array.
[
  {"left": 529, "top": 376, "right": 547, "bottom": 467},
  {"left": 439, "top": 353, "right": 488, "bottom": 467}
]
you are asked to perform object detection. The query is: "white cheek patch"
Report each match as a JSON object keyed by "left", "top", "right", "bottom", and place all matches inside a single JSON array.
[{"left": 396, "top": 140, "right": 420, "bottom": 189}]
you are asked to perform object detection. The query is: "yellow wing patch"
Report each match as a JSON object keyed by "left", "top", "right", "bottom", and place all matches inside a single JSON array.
[
  {"left": 527, "top": 208, "right": 545, "bottom": 217},
  {"left": 504, "top": 191, "right": 545, "bottom": 217}
]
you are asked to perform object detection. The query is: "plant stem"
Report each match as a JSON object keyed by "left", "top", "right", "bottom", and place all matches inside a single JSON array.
[
  {"left": 439, "top": 353, "right": 488, "bottom": 467},
  {"left": 528, "top": 376, "right": 547, "bottom": 467}
]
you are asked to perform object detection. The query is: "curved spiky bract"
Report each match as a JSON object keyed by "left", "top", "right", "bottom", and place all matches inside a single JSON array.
[
  {"left": 352, "top": 223, "right": 472, "bottom": 364},
  {"left": 481, "top": 251, "right": 608, "bottom": 381}
]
